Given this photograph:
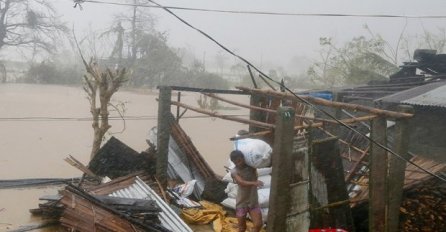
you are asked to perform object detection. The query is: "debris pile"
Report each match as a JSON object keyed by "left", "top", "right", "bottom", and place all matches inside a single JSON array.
[
  {"left": 400, "top": 180, "right": 446, "bottom": 231},
  {"left": 30, "top": 136, "right": 197, "bottom": 231}
]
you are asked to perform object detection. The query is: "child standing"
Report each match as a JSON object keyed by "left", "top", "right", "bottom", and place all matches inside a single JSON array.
[{"left": 230, "top": 150, "right": 264, "bottom": 232}]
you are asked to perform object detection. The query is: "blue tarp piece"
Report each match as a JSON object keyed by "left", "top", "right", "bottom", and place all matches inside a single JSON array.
[{"left": 301, "top": 91, "right": 333, "bottom": 101}]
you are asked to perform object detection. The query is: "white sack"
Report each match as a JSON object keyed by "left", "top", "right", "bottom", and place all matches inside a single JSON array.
[
  {"left": 233, "top": 138, "right": 272, "bottom": 168},
  {"left": 222, "top": 171, "right": 233, "bottom": 183},
  {"left": 258, "top": 188, "right": 270, "bottom": 208},
  {"left": 224, "top": 183, "right": 238, "bottom": 199},
  {"left": 257, "top": 167, "right": 272, "bottom": 176},
  {"left": 258, "top": 175, "right": 271, "bottom": 189},
  {"left": 221, "top": 197, "right": 236, "bottom": 209}
]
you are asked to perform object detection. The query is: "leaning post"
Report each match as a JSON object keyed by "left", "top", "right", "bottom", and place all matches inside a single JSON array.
[
  {"left": 249, "top": 93, "right": 266, "bottom": 133},
  {"left": 267, "top": 107, "right": 295, "bottom": 232},
  {"left": 387, "top": 105, "right": 414, "bottom": 232},
  {"left": 369, "top": 116, "right": 388, "bottom": 232},
  {"left": 156, "top": 86, "right": 172, "bottom": 189}
]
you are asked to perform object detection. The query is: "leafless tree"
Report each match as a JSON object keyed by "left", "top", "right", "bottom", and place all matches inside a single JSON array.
[
  {"left": 81, "top": 57, "right": 128, "bottom": 159},
  {"left": 0, "top": 0, "right": 67, "bottom": 54}
]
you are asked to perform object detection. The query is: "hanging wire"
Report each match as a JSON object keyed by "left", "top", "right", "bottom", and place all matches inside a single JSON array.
[
  {"left": 144, "top": 0, "right": 446, "bottom": 183},
  {"left": 77, "top": 0, "right": 446, "bottom": 19}
]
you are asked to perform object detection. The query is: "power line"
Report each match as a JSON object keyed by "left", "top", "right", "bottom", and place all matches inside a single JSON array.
[
  {"left": 145, "top": 0, "right": 446, "bottom": 183},
  {"left": 78, "top": 0, "right": 446, "bottom": 19},
  {"left": 0, "top": 114, "right": 249, "bottom": 122}
]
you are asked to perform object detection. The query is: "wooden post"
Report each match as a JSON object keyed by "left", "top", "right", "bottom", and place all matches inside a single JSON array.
[
  {"left": 156, "top": 86, "right": 172, "bottom": 189},
  {"left": 176, "top": 92, "right": 181, "bottom": 122},
  {"left": 387, "top": 105, "right": 413, "bottom": 232},
  {"left": 267, "top": 107, "right": 295, "bottom": 232},
  {"left": 249, "top": 93, "right": 267, "bottom": 133},
  {"left": 369, "top": 116, "right": 388, "bottom": 232},
  {"left": 310, "top": 137, "right": 355, "bottom": 231}
]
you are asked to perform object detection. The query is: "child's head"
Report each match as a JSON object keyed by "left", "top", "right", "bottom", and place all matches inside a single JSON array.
[{"left": 230, "top": 150, "right": 245, "bottom": 167}]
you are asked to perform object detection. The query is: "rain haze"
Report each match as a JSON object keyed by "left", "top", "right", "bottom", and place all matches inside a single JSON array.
[
  {"left": 55, "top": 0, "right": 446, "bottom": 72},
  {"left": 1, "top": 0, "right": 446, "bottom": 231}
]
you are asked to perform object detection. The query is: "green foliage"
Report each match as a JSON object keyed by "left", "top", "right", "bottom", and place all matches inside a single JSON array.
[
  {"left": 102, "top": 4, "right": 229, "bottom": 90},
  {"left": 24, "top": 61, "right": 82, "bottom": 85},
  {"left": 127, "top": 32, "right": 229, "bottom": 89},
  {"left": 130, "top": 32, "right": 183, "bottom": 87},
  {"left": 308, "top": 36, "right": 399, "bottom": 88}
]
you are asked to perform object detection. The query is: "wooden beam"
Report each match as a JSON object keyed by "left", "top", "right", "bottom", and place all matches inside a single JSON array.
[
  {"left": 230, "top": 122, "right": 323, "bottom": 141},
  {"left": 321, "top": 129, "right": 368, "bottom": 154},
  {"left": 231, "top": 114, "right": 376, "bottom": 141},
  {"left": 166, "top": 85, "right": 249, "bottom": 95},
  {"left": 387, "top": 105, "right": 413, "bottom": 232},
  {"left": 236, "top": 86, "right": 413, "bottom": 119},
  {"left": 267, "top": 107, "right": 295, "bottom": 232},
  {"left": 204, "top": 93, "right": 377, "bottom": 125},
  {"left": 170, "top": 101, "right": 275, "bottom": 129}
]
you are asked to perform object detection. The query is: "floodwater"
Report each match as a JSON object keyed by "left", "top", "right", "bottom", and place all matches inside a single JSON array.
[{"left": 0, "top": 84, "right": 249, "bottom": 231}]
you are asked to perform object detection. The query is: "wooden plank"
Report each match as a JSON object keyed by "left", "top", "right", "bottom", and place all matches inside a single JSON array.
[
  {"left": 267, "top": 107, "right": 296, "bottom": 232},
  {"left": 369, "top": 116, "right": 388, "bottom": 232}
]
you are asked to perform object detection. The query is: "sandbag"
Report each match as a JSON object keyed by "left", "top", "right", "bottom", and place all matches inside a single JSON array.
[
  {"left": 221, "top": 197, "right": 236, "bottom": 209},
  {"left": 224, "top": 183, "right": 238, "bottom": 199},
  {"left": 258, "top": 188, "right": 270, "bottom": 208},
  {"left": 222, "top": 171, "right": 233, "bottom": 183},
  {"left": 222, "top": 168, "right": 271, "bottom": 188},
  {"left": 257, "top": 167, "right": 272, "bottom": 176},
  {"left": 223, "top": 187, "right": 270, "bottom": 209},
  {"left": 258, "top": 175, "right": 271, "bottom": 189},
  {"left": 233, "top": 138, "right": 272, "bottom": 168}
]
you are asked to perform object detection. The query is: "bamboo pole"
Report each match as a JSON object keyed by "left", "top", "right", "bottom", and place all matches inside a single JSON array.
[
  {"left": 170, "top": 101, "right": 275, "bottom": 129},
  {"left": 231, "top": 114, "right": 377, "bottom": 141},
  {"left": 204, "top": 93, "right": 378, "bottom": 125},
  {"left": 236, "top": 86, "right": 413, "bottom": 119},
  {"left": 321, "top": 129, "right": 368, "bottom": 155}
]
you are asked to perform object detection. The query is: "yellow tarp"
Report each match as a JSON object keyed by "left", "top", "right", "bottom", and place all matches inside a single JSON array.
[{"left": 181, "top": 201, "right": 265, "bottom": 232}]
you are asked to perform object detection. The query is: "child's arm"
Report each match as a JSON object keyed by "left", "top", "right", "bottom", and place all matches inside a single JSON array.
[{"left": 232, "top": 173, "right": 263, "bottom": 187}]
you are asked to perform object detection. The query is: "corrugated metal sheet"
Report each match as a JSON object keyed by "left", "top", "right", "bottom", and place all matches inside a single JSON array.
[
  {"left": 108, "top": 176, "right": 193, "bottom": 232},
  {"left": 378, "top": 81, "right": 446, "bottom": 108},
  {"left": 402, "top": 84, "right": 446, "bottom": 107},
  {"left": 148, "top": 127, "right": 205, "bottom": 198}
]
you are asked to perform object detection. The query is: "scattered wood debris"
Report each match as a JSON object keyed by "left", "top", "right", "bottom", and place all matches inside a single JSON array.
[{"left": 400, "top": 180, "right": 446, "bottom": 231}]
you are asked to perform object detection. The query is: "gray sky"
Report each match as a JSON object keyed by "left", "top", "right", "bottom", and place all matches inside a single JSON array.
[{"left": 56, "top": 0, "right": 446, "bottom": 72}]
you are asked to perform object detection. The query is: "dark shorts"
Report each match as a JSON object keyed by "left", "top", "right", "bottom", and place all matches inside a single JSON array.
[{"left": 236, "top": 205, "right": 261, "bottom": 218}]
